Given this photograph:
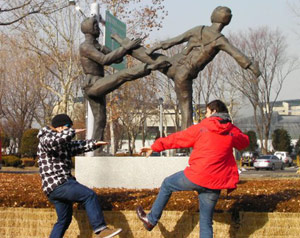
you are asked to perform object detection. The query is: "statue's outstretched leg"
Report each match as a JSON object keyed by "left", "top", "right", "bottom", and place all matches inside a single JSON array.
[
  {"left": 86, "top": 61, "right": 170, "bottom": 98},
  {"left": 111, "top": 34, "right": 170, "bottom": 66}
]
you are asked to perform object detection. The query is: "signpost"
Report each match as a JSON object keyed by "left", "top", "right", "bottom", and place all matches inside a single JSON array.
[{"left": 105, "top": 10, "right": 127, "bottom": 70}]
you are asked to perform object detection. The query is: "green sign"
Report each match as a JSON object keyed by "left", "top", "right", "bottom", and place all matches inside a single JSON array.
[{"left": 105, "top": 10, "right": 126, "bottom": 70}]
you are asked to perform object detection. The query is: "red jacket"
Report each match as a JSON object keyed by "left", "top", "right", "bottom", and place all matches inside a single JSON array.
[{"left": 151, "top": 116, "right": 249, "bottom": 190}]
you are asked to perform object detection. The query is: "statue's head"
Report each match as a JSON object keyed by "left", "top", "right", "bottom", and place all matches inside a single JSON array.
[
  {"left": 81, "top": 16, "right": 100, "bottom": 37},
  {"left": 211, "top": 6, "right": 232, "bottom": 26}
]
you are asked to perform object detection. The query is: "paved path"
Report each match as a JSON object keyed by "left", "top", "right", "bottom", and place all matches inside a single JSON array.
[{"left": 0, "top": 167, "right": 39, "bottom": 174}]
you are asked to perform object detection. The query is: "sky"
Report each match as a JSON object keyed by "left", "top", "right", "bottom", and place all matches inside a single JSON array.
[{"left": 147, "top": 0, "right": 300, "bottom": 101}]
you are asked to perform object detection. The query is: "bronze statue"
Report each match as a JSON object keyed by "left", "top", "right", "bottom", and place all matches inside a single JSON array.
[
  {"left": 80, "top": 17, "right": 169, "bottom": 143},
  {"left": 111, "top": 6, "right": 261, "bottom": 130}
]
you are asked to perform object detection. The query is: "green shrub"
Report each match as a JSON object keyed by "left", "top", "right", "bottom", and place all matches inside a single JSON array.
[
  {"left": 272, "top": 128, "right": 292, "bottom": 153},
  {"left": 20, "top": 128, "right": 39, "bottom": 158},
  {"left": 2, "top": 155, "right": 22, "bottom": 167}
]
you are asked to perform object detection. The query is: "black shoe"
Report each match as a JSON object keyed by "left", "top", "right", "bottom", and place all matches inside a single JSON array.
[{"left": 136, "top": 206, "right": 154, "bottom": 231}]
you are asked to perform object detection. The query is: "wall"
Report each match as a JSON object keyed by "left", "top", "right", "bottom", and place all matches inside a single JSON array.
[
  {"left": 75, "top": 156, "right": 189, "bottom": 189},
  {"left": 1, "top": 208, "right": 300, "bottom": 238}
]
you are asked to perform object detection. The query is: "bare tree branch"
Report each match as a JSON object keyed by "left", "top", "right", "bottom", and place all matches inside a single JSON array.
[{"left": 0, "top": 0, "right": 67, "bottom": 26}]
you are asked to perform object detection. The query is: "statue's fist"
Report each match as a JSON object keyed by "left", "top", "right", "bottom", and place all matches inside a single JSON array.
[{"left": 123, "top": 38, "right": 142, "bottom": 50}]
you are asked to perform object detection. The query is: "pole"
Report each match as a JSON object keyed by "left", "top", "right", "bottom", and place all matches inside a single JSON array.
[
  {"left": 159, "top": 98, "right": 163, "bottom": 138},
  {"left": 86, "top": 2, "right": 100, "bottom": 156},
  {"left": 158, "top": 98, "right": 163, "bottom": 156},
  {"left": 159, "top": 104, "right": 163, "bottom": 138}
]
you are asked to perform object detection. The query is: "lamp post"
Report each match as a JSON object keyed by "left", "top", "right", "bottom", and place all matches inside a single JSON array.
[
  {"left": 158, "top": 97, "right": 164, "bottom": 139},
  {"left": 68, "top": 0, "right": 86, "bottom": 18}
]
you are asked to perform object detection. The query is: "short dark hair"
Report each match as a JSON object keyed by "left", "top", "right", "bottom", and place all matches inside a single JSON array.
[
  {"left": 206, "top": 100, "right": 228, "bottom": 113},
  {"left": 51, "top": 114, "right": 73, "bottom": 128}
]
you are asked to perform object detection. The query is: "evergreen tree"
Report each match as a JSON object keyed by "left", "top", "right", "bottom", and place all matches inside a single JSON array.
[
  {"left": 244, "top": 130, "right": 258, "bottom": 151},
  {"left": 272, "top": 128, "right": 292, "bottom": 153},
  {"left": 20, "top": 129, "right": 39, "bottom": 158}
]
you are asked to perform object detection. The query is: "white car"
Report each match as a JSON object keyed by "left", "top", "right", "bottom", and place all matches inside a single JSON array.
[
  {"left": 274, "top": 151, "right": 293, "bottom": 166},
  {"left": 253, "top": 155, "right": 284, "bottom": 170},
  {"left": 115, "top": 149, "right": 130, "bottom": 156}
]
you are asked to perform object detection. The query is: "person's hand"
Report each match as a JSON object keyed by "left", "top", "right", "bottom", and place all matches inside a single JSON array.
[
  {"left": 139, "top": 147, "right": 153, "bottom": 157},
  {"left": 123, "top": 38, "right": 142, "bottom": 50},
  {"left": 49, "top": 125, "right": 57, "bottom": 132},
  {"left": 49, "top": 126, "right": 67, "bottom": 133},
  {"left": 75, "top": 128, "right": 86, "bottom": 134},
  {"left": 95, "top": 141, "right": 109, "bottom": 146}
]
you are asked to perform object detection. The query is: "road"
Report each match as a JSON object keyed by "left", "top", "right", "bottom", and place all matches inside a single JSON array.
[{"left": 239, "top": 166, "right": 300, "bottom": 178}]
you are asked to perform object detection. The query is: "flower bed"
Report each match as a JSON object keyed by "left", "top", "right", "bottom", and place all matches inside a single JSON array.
[{"left": 1, "top": 174, "right": 300, "bottom": 212}]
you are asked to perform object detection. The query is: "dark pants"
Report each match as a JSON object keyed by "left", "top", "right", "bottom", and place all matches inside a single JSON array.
[{"left": 48, "top": 179, "right": 106, "bottom": 238}]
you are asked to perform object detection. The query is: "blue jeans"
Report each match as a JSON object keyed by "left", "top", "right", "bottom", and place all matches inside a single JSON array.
[
  {"left": 48, "top": 179, "right": 106, "bottom": 238},
  {"left": 147, "top": 171, "right": 220, "bottom": 238}
]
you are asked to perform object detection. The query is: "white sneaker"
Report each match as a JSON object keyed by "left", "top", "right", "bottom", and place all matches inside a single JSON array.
[{"left": 96, "top": 228, "right": 122, "bottom": 238}]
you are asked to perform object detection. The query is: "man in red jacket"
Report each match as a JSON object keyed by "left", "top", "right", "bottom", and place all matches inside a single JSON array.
[{"left": 137, "top": 100, "right": 249, "bottom": 238}]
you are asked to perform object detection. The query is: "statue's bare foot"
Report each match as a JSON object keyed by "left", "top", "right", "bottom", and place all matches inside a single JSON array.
[
  {"left": 145, "top": 48, "right": 154, "bottom": 55},
  {"left": 146, "top": 60, "right": 171, "bottom": 70}
]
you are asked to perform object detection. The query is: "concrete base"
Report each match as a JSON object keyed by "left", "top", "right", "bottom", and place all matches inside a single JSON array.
[{"left": 75, "top": 156, "right": 189, "bottom": 189}]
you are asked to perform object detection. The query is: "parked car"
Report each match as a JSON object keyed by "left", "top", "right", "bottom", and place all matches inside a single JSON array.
[
  {"left": 253, "top": 155, "right": 284, "bottom": 171},
  {"left": 174, "top": 152, "right": 188, "bottom": 156},
  {"left": 274, "top": 151, "right": 293, "bottom": 166},
  {"left": 241, "top": 151, "right": 259, "bottom": 166},
  {"left": 115, "top": 149, "right": 130, "bottom": 156},
  {"left": 150, "top": 151, "right": 161, "bottom": 156}
]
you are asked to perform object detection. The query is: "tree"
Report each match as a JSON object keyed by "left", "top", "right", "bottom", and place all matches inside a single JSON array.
[
  {"left": 113, "top": 75, "right": 158, "bottom": 154},
  {"left": 0, "top": 36, "right": 41, "bottom": 151},
  {"left": 0, "top": 128, "right": 10, "bottom": 153},
  {"left": 98, "top": 0, "right": 167, "bottom": 38},
  {"left": 18, "top": 6, "right": 84, "bottom": 120},
  {"left": 20, "top": 128, "right": 39, "bottom": 158},
  {"left": 193, "top": 53, "right": 245, "bottom": 122},
  {"left": 244, "top": 130, "right": 258, "bottom": 152},
  {"left": 272, "top": 128, "right": 292, "bottom": 153},
  {"left": 0, "top": 0, "right": 68, "bottom": 26},
  {"left": 224, "top": 27, "right": 298, "bottom": 154},
  {"left": 0, "top": 34, "right": 6, "bottom": 118}
]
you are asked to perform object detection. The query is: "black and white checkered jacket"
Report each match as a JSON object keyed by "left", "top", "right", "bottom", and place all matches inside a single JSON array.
[{"left": 37, "top": 126, "right": 98, "bottom": 196}]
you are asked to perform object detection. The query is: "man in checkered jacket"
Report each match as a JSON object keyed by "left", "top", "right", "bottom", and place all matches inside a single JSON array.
[{"left": 37, "top": 114, "right": 122, "bottom": 238}]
